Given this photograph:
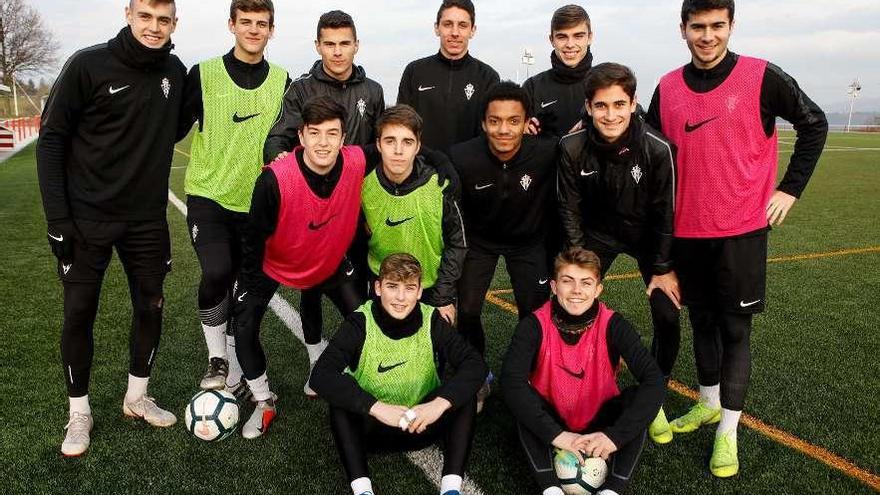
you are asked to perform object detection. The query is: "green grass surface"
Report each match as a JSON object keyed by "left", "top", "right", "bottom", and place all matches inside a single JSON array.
[{"left": 2, "top": 130, "right": 878, "bottom": 494}]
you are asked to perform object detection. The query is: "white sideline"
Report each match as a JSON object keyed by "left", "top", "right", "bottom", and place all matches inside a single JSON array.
[{"left": 167, "top": 187, "right": 486, "bottom": 495}]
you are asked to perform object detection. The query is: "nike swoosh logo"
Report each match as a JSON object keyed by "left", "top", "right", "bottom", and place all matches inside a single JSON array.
[
  {"left": 418, "top": 85, "right": 436, "bottom": 92},
  {"left": 385, "top": 217, "right": 414, "bottom": 227},
  {"left": 540, "top": 100, "right": 558, "bottom": 109},
  {"left": 109, "top": 85, "right": 130, "bottom": 95},
  {"left": 48, "top": 233, "right": 64, "bottom": 242},
  {"left": 345, "top": 268, "right": 355, "bottom": 276},
  {"left": 233, "top": 112, "right": 261, "bottom": 123},
  {"left": 558, "top": 365, "right": 585, "bottom": 380},
  {"left": 237, "top": 292, "right": 248, "bottom": 303},
  {"left": 580, "top": 170, "right": 598, "bottom": 177},
  {"left": 684, "top": 116, "right": 719, "bottom": 133},
  {"left": 538, "top": 279, "right": 548, "bottom": 285},
  {"left": 308, "top": 215, "right": 336, "bottom": 231},
  {"left": 740, "top": 299, "right": 761, "bottom": 308},
  {"left": 475, "top": 183, "right": 494, "bottom": 191},
  {"left": 377, "top": 361, "right": 407, "bottom": 373}
]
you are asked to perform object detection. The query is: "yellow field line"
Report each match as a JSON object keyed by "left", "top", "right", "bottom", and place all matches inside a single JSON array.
[{"left": 485, "top": 244, "right": 880, "bottom": 491}]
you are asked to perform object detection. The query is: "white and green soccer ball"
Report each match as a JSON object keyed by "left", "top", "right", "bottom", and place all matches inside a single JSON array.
[
  {"left": 185, "top": 390, "right": 239, "bottom": 441},
  {"left": 554, "top": 448, "right": 608, "bottom": 495}
]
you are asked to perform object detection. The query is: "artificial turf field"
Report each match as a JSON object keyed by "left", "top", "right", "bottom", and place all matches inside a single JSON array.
[{"left": 2, "top": 130, "right": 878, "bottom": 494}]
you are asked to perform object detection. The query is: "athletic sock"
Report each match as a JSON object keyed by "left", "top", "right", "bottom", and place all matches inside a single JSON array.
[
  {"left": 597, "top": 490, "right": 620, "bottom": 495},
  {"left": 350, "top": 476, "right": 373, "bottom": 495},
  {"left": 225, "top": 334, "right": 244, "bottom": 387},
  {"left": 124, "top": 374, "right": 149, "bottom": 403},
  {"left": 700, "top": 384, "right": 721, "bottom": 409},
  {"left": 306, "top": 340, "right": 329, "bottom": 364},
  {"left": 201, "top": 322, "right": 227, "bottom": 360},
  {"left": 717, "top": 408, "right": 742, "bottom": 438},
  {"left": 247, "top": 373, "right": 272, "bottom": 402},
  {"left": 543, "top": 487, "right": 564, "bottom": 495},
  {"left": 69, "top": 395, "right": 91, "bottom": 416},
  {"left": 440, "top": 474, "right": 463, "bottom": 494}
]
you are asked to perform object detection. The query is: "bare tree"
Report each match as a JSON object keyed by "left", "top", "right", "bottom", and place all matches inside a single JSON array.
[{"left": 0, "top": 0, "right": 59, "bottom": 87}]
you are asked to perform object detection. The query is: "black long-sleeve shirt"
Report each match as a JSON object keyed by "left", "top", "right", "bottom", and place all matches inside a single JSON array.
[
  {"left": 177, "top": 49, "right": 292, "bottom": 139},
  {"left": 645, "top": 51, "right": 828, "bottom": 198},
  {"left": 501, "top": 302, "right": 665, "bottom": 448},
  {"left": 311, "top": 300, "right": 488, "bottom": 414},
  {"left": 37, "top": 27, "right": 186, "bottom": 222}
]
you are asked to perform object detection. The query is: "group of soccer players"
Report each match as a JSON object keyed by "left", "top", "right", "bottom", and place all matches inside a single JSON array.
[{"left": 36, "top": 0, "right": 828, "bottom": 493}]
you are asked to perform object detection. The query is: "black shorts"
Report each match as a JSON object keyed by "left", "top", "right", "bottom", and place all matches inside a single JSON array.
[
  {"left": 674, "top": 228, "right": 768, "bottom": 314},
  {"left": 58, "top": 218, "right": 171, "bottom": 283},
  {"left": 186, "top": 195, "right": 249, "bottom": 248}
]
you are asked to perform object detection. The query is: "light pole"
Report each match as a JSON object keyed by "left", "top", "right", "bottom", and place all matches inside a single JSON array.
[
  {"left": 845, "top": 78, "right": 861, "bottom": 133},
  {"left": 521, "top": 48, "right": 535, "bottom": 82}
]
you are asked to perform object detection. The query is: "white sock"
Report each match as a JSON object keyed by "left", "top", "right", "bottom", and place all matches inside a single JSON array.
[
  {"left": 225, "top": 334, "right": 244, "bottom": 387},
  {"left": 125, "top": 374, "right": 149, "bottom": 403},
  {"left": 699, "top": 384, "right": 721, "bottom": 409},
  {"left": 543, "top": 487, "right": 564, "bottom": 495},
  {"left": 69, "top": 395, "right": 91, "bottom": 416},
  {"left": 597, "top": 490, "right": 620, "bottom": 495},
  {"left": 306, "top": 340, "right": 329, "bottom": 364},
  {"left": 350, "top": 476, "right": 373, "bottom": 495},
  {"left": 247, "top": 373, "right": 272, "bottom": 402},
  {"left": 440, "top": 474, "right": 462, "bottom": 493},
  {"left": 717, "top": 408, "right": 742, "bottom": 437},
  {"left": 202, "top": 322, "right": 227, "bottom": 360}
]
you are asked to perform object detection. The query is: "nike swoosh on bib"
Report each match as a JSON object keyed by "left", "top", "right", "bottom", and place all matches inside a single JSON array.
[
  {"left": 233, "top": 112, "right": 261, "bottom": 123},
  {"left": 385, "top": 217, "right": 414, "bottom": 227},
  {"left": 377, "top": 361, "right": 407, "bottom": 373},
  {"left": 558, "top": 365, "right": 585, "bottom": 380},
  {"left": 684, "top": 116, "right": 719, "bottom": 133},
  {"left": 308, "top": 215, "right": 336, "bottom": 231}
]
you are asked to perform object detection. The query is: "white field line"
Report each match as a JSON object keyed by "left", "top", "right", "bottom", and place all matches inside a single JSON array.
[{"left": 167, "top": 186, "right": 485, "bottom": 495}]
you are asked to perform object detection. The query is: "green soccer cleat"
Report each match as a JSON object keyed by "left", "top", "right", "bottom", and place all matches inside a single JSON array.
[
  {"left": 710, "top": 432, "right": 739, "bottom": 478},
  {"left": 669, "top": 400, "right": 721, "bottom": 434},
  {"left": 649, "top": 407, "right": 673, "bottom": 444}
]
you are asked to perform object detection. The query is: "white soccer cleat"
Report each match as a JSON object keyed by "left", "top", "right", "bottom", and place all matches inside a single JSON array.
[
  {"left": 123, "top": 395, "right": 177, "bottom": 427},
  {"left": 199, "top": 357, "right": 229, "bottom": 390},
  {"left": 61, "top": 412, "right": 93, "bottom": 457},
  {"left": 242, "top": 394, "right": 277, "bottom": 439},
  {"left": 303, "top": 361, "right": 318, "bottom": 398}
]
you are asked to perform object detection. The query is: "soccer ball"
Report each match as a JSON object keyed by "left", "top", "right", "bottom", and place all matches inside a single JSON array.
[
  {"left": 185, "top": 390, "right": 239, "bottom": 441},
  {"left": 554, "top": 449, "right": 608, "bottom": 495}
]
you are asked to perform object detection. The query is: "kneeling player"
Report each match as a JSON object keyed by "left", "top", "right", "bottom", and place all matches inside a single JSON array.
[
  {"left": 312, "top": 253, "right": 487, "bottom": 495},
  {"left": 502, "top": 247, "right": 664, "bottom": 495}
]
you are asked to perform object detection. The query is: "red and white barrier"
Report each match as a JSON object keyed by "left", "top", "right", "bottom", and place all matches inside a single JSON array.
[{"left": 0, "top": 116, "right": 40, "bottom": 148}]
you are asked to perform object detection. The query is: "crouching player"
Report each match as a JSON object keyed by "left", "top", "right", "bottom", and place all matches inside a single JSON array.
[
  {"left": 501, "top": 247, "right": 664, "bottom": 495},
  {"left": 312, "top": 253, "right": 487, "bottom": 495}
]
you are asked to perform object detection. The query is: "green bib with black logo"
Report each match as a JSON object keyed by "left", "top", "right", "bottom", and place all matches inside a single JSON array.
[
  {"left": 361, "top": 170, "right": 445, "bottom": 287},
  {"left": 351, "top": 300, "right": 440, "bottom": 407},
  {"left": 185, "top": 56, "right": 286, "bottom": 212}
]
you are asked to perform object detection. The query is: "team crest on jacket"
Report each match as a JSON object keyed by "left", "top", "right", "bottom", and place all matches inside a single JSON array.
[
  {"left": 464, "top": 83, "right": 475, "bottom": 101},
  {"left": 161, "top": 77, "right": 171, "bottom": 99},
  {"left": 631, "top": 164, "right": 643, "bottom": 184},
  {"left": 357, "top": 98, "right": 366, "bottom": 117},
  {"left": 520, "top": 174, "right": 532, "bottom": 191},
  {"left": 191, "top": 224, "right": 199, "bottom": 242}
]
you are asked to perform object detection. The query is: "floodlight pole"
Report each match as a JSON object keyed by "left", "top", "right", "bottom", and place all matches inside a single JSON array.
[
  {"left": 521, "top": 48, "right": 535, "bottom": 82},
  {"left": 845, "top": 78, "right": 861, "bottom": 133}
]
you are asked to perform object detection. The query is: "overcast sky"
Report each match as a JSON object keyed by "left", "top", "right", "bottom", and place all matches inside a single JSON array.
[{"left": 38, "top": 0, "right": 880, "bottom": 113}]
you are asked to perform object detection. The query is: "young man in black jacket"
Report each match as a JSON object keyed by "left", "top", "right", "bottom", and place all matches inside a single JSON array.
[
  {"left": 397, "top": 0, "right": 500, "bottom": 152},
  {"left": 178, "top": 0, "right": 289, "bottom": 398},
  {"left": 450, "top": 81, "right": 559, "bottom": 410},
  {"left": 263, "top": 10, "right": 384, "bottom": 162},
  {"left": 502, "top": 247, "right": 664, "bottom": 495},
  {"left": 312, "top": 253, "right": 486, "bottom": 495},
  {"left": 645, "top": 0, "right": 827, "bottom": 477},
  {"left": 523, "top": 4, "right": 594, "bottom": 138},
  {"left": 557, "top": 63, "right": 681, "bottom": 446},
  {"left": 36, "top": 0, "right": 186, "bottom": 457}
]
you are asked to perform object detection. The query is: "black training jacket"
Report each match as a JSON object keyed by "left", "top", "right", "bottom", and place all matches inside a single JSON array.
[
  {"left": 37, "top": 27, "right": 186, "bottom": 222},
  {"left": 366, "top": 158, "right": 467, "bottom": 307},
  {"left": 646, "top": 51, "right": 828, "bottom": 199},
  {"left": 263, "top": 61, "right": 385, "bottom": 162},
  {"left": 523, "top": 50, "right": 593, "bottom": 138},
  {"left": 558, "top": 118, "right": 676, "bottom": 274},
  {"left": 450, "top": 135, "right": 558, "bottom": 248},
  {"left": 311, "top": 300, "right": 488, "bottom": 415},
  {"left": 397, "top": 52, "right": 500, "bottom": 152}
]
